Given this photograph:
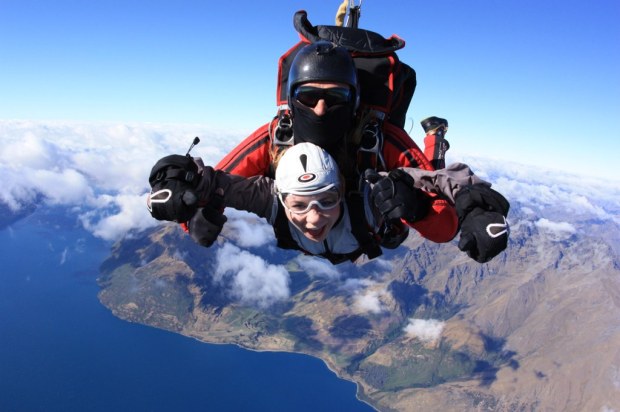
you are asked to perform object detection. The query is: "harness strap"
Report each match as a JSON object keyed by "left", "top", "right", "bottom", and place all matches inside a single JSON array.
[
  {"left": 346, "top": 193, "right": 383, "bottom": 260},
  {"left": 356, "top": 118, "right": 386, "bottom": 178}
]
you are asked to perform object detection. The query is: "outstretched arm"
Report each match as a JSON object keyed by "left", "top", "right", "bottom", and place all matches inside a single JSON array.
[
  {"left": 399, "top": 162, "right": 491, "bottom": 203},
  {"left": 365, "top": 164, "right": 511, "bottom": 262},
  {"left": 147, "top": 154, "right": 277, "bottom": 246}
]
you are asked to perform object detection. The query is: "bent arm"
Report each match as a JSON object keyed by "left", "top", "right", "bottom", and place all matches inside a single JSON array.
[
  {"left": 398, "top": 164, "right": 493, "bottom": 243},
  {"left": 194, "top": 160, "right": 276, "bottom": 221},
  {"left": 217, "top": 173, "right": 277, "bottom": 220},
  {"left": 401, "top": 163, "right": 491, "bottom": 203}
]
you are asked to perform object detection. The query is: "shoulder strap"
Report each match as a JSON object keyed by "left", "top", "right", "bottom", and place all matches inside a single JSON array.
[
  {"left": 273, "top": 205, "right": 301, "bottom": 251},
  {"left": 346, "top": 193, "right": 383, "bottom": 260}
]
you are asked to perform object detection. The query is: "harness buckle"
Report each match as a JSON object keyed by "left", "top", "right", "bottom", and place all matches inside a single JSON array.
[
  {"left": 356, "top": 120, "right": 386, "bottom": 189},
  {"left": 272, "top": 113, "right": 294, "bottom": 147}
]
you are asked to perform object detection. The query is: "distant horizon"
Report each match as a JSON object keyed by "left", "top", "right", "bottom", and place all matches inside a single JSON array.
[
  {"left": 1, "top": 119, "right": 618, "bottom": 248},
  {"left": 2, "top": 117, "right": 618, "bottom": 183}
]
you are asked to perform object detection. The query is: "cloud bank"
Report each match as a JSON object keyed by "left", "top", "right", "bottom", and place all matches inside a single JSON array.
[
  {"left": 1, "top": 120, "right": 618, "bottom": 247},
  {"left": 0, "top": 120, "right": 238, "bottom": 240}
]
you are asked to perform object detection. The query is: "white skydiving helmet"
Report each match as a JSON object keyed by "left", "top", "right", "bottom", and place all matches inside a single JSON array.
[{"left": 275, "top": 142, "right": 343, "bottom": 214}]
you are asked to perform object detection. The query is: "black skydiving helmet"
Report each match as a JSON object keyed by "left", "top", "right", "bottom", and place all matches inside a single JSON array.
[{"left": 287, "top": 40, "right": 359, "bottom": 151}]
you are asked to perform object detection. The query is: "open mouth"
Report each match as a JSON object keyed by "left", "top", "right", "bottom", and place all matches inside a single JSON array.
[{"left": 306, "top": 226, "right": 326, "bottom": 239}]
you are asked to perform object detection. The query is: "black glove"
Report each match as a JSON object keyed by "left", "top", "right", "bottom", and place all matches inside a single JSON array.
[
  {"left": 455, "top": 184, "right": 510, "bottom": 263},
  {"left": 364, "top": 169, "right": 430, "bottom": 223},
  {"left": 458, "top": 209, "right": 508, "bottom": 263},
  {"left": 454, "top": 184, "right": 510, "bottom": 221},
  {"left": 380, "top": 221, "right": 410, "bottom": 249},
  {"left": 188, "top": 189, "right": 228, "bottom": 247},
  {"left": 148, "top": 154, "right": 201, "bottom": 222}
]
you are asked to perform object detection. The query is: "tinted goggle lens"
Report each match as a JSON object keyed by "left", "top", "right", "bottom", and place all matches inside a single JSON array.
[
  {"left": 280, "top": 191, "right": 341, "bottom": 214},
  {"left": 294, "top": 86, "right": 352, "bottom": 108}
]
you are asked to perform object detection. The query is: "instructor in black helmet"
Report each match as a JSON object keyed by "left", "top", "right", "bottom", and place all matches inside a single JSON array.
[{"left": 287, "top": 40, "right": 359, "bottom": 154}]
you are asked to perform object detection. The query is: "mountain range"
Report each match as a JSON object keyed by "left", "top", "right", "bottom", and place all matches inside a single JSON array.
[{"left": 97, "top": 192, "right": 620, "bottom": 411}]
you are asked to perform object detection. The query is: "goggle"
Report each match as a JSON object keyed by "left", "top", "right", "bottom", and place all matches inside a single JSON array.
[
  {"left": 293, "top": 85, "right": 352, "bottom": 108},
  {"left": 278, "top": 189, "right": 342, "bottom": 215}
]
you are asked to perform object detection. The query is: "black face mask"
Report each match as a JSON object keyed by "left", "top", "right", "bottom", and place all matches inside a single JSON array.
[{"left": 291, "top": 101, "right": 354, "bottom": 152}]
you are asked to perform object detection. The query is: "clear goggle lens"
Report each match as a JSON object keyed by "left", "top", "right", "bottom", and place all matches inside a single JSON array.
[{"left": 279, "top": 190, "right": 341, "bottom": 215}]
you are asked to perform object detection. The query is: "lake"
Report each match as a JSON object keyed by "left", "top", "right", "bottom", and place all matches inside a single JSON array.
[{"left": 0, "top": 209, "right": 374, "bottom": 411}]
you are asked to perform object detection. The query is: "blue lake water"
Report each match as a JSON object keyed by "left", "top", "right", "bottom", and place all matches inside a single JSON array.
[{"left": 0, "top": 210, "right": 375, "bottom": 412}]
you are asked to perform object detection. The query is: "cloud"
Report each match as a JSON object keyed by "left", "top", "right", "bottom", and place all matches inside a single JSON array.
[
  {"left": 404, "top": 318, "right": 445, "bottom": 343},
  {"left": 534, "top": 218, "right": 577, "bottom": 241},
  {"left": 214, "top": 243, "right": 290, "bottom": 308},
  {"left": 79, "top": 193, "right": 159, "bottom": 241},
  {"left": 0, "top": 120, "right": 239, "bottom": 240},
  {"left": 369, "top": 258, "right": 393, "bottom": 272},
  {"left": 339, "top": 278, "right": 387, "bottom": 314},
  {"left": 296, "top": 255, "right": 342, "bottom": 279},
  {"left": 456, "top": 154, "right": 620, "bottom": 224},
  {"left": 1, "top": 166, "right": 94, "bottom": 210},
  {"left": 224, "top": 209, "right": 274, "bottom": 248},
  {"left": 60, "top": 248, "right": 68, "bottom": 265},
  {"left": 340, "top": 278, "right": 375, "bottom": 293},
  {"left": 535, "top": 218, "right": 576, "bottom": 234},
  {"left": 354, "top": 289, "right": 387, "bottom": 314}
]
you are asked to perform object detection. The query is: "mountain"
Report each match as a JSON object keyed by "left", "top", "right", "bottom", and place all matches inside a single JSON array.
[{"left": 97, "top": 200, "right": 620, "bottom": 411}]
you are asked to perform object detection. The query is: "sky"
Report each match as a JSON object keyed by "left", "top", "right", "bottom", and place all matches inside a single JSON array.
[{"left": 1, "top": 0, "right": 619, "bottom": 180}]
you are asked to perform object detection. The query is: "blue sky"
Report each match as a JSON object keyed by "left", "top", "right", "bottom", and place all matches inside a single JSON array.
[{"left": 1, "top": 0, "right": 619, "bottom": 180}]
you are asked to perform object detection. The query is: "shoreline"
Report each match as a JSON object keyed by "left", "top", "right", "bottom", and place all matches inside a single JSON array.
[{"left": 183, "top": 331, "right": 379, "bottom": 412}]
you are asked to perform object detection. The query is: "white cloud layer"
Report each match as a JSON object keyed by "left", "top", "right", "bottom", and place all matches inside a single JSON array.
[
  {"left": 0, "top": 120, "right": 238, "bottom": 240},
  {"left": 404, "top": 318, "right": 445, "bottom": 343},
  {"left": 1, "top": 120, "right": 619, "bottom": 247}
]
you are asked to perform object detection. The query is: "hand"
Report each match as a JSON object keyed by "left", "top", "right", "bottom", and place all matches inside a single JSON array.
[
  {"left": 364, "top": 169, "right": 429, "bottom": 223},
  {"left": 458, "top": 208, "right": 509, "bottom": 263},
  {"left": 147, "top": 154, "right": 202, "bottom": 222},
  {"left": 187, "top": 189, "right": 228, "bottom": 247},
  {"left": 454, "top": 184, "right": 510, "bottom": 221},
  {"left": 380, "top": 221, "right": 409, "bottom": 249}
]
